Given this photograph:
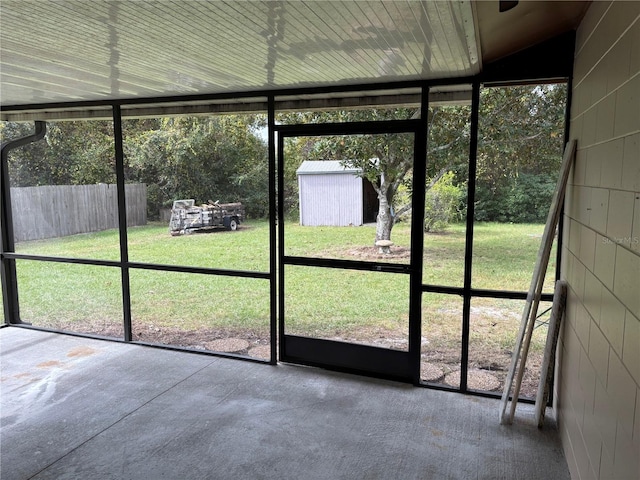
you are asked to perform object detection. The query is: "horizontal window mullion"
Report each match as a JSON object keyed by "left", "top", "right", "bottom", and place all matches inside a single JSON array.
[
  {"left": 284, "top": 255, "right": 410, "bottom": 274},
  {"left": 2, "top": 253, "right": 271, "bottom": 280},
  {"left": 420, "top": 283, "right": 554, "bottom": 303},
  {"left": 128, "top": 261, "right": 270, "bottom": 280}
]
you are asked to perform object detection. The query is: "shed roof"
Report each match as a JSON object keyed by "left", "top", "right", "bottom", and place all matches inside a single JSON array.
[{"left": 296, "top": 161, "right": 362, "bottom": 176}]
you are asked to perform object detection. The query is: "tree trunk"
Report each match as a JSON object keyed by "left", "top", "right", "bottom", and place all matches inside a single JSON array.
[{"left": 375, "top": 186, "right": 393, "bottom": 243}]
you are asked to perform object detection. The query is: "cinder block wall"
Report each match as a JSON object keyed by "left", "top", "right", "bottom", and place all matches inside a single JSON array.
[{"left": 558, "top": 1, "right": 639, "bottom": 479}]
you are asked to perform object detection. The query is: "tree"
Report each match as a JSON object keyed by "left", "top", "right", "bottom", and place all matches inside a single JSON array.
[
  {"left": 280, "top": 83, "right": 566, "bottom": 244},
  {"left": 333, "top": 129, "right": 414, "bottom": 243},
  {"left": 1, "top": 120, "right": 115, "bottom": 187},
  {"left": 46, "top": 121, "right": 116, "bottom": 185},
  {"left": 423, "top": 171, "right": 465, "bottom": 232},
  {"left": 474, "top": 84, "right": 567, "bottom": 221},
  {"left": 1, "top": 122, "right": 50, "bottom": 186},
  {"left": 123, "top": 115, "right": 269, "bottom": 219},
  {"left": 280, "top": 104, "right": 476, "bottom": 244},
  {"left": 280, "top": 108, "right": 417, "bottom": 245}
]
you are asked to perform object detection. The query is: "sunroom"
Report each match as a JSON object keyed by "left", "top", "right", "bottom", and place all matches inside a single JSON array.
[{"left": 1, "top": 2, "right": 638, "bottom": 479}]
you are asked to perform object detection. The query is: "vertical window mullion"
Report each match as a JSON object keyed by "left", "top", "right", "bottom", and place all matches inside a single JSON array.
[
  {"left": 460, "top": 81, "right": 481, "bottom": 392},
  {"left": 112, "top": 104, "right": 132, "bottom": 341},
  {"left": 268, "top": 95, "right": 278, "bottom": 364},
  {"left": 409, "top": 85, "right": 429, "bottom": 384}
]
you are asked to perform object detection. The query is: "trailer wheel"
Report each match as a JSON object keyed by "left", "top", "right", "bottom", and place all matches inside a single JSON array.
[{"left": 228, "top": 218, "right": 238, "bottom": 231}]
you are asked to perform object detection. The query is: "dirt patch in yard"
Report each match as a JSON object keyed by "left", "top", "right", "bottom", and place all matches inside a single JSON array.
[
  {"left": 132, "top": 324, "right": 271, "bottom": 359},
  {"left": 36, "top": 321, "right": 271, "bottom": 360},
  {"left": 343, "top": 246, "right": 411, "bottom": 261}
]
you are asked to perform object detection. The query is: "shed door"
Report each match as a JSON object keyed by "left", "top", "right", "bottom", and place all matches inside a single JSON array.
[{"left": 277, "top": 122, "right": 424, "bottom": 382}]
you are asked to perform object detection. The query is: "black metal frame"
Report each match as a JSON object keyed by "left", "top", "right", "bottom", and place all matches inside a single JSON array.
[
  {"left": 275, "top": 117, "right": 427, "bottom": 383},
  {"left": 418, "top": 80, "right": 557, "bottom": 399},
  {"left": 1, "top": 102, "right": 277, "bottom": 365},
  {"left": 1, "top": 70, "right": 570, "bottom": 399}
]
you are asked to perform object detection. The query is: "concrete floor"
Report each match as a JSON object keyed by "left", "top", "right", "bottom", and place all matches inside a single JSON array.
[{"left": 0, "top": 327, "right": 570, "bottom": 480}]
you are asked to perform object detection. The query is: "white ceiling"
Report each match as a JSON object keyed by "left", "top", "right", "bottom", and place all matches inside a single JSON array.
[
  {"left": 0, "top": 1, "right": 588, "bottom": 112},
  {"left": 0, "top": 1, "right": 478, "bottom": 106}
]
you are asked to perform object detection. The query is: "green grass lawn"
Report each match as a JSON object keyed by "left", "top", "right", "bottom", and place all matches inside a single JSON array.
[
  {"left": 14, "top": 220, "right": 555, "bottom": 329},
  {"left": 13, "top": 220, "right": 553, "bottom": 353},
  {"left": 11, "top": 222, "right": 555, "bottom": 342}
]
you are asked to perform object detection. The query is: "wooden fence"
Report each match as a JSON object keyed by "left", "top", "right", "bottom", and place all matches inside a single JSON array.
[{"left": 10, "top": 183, "right": 147, "bottom": 242}]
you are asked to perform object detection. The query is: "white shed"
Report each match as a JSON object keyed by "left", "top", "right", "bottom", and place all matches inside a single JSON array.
[{"left": 296, "top": 161, "right": 366, "bottom": 227}]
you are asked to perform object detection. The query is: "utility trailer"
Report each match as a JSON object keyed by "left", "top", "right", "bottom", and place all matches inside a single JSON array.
[{"left": 169, "top": 199, "right": 245, "bottom": 235}]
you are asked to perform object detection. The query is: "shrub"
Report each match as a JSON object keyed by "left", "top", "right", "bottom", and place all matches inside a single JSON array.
[
  {"left": 474, "top": 173, "right": 556, "bottom": 223},
  {"left": 424, "top": 171, "right": 465, "bottom": 232},
  {"left": 474, "top": 181, "right": 508, "bottom": 222},
  {"left": 505, "top": 173, "right": 556, "bottom": 223}
]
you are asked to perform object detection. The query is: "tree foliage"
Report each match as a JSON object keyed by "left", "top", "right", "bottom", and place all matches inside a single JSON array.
[
  {"left": 1, "top": 120, "right": 115, "bottom": 186},
  {"left": 123, "top": 115, "right": 268, "bottom": 218},
  {"left": 474, "top": 84, "right": 567, "bottom": 222},
  {"left": 424, "top": 171, "right": 465, "bottom": 232}
]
